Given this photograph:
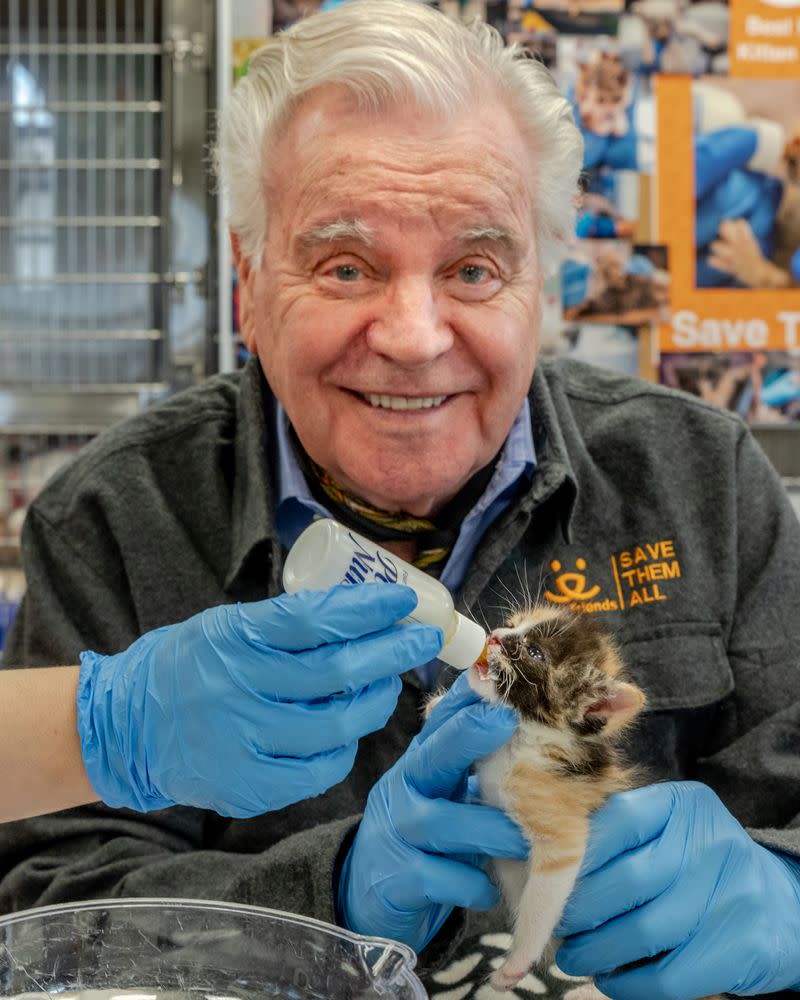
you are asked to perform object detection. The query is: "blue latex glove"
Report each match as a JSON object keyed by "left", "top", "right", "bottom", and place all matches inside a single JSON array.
[
  {"left": 556, "top": 781, "right": 800, "bottom": 999},
  {"left": 576, "top": 212, "right": 618, "bottom": 239},
  {"left": 78, "top": 584, "right": 442, "bottom": 818},
  {"left": 694, "top": 128, "right": 757, "bottom": 200},
  {"left": 339, "top": 671, "right": 529, "bottom": 953},
  {"left": 561, "top": 258, "right": 592, "bottom": 309},
  {"left": 625, "top": 253, "right": 656, "bottom": 277},
  {"left": 762, "top": 369, "right": 800, "bottom": 409}
]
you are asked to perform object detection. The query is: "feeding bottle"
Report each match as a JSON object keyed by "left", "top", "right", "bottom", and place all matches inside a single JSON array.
[{"left": 283, "top": 518, "right": 487, "bottom": 670}]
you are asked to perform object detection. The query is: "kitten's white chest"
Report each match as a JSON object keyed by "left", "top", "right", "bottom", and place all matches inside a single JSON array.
[
  {"left": 475, "top": 721, "right": 571, "bottom": 812},
  {"left": 475, "top": 742, "right": 515, "bottom": 812}
]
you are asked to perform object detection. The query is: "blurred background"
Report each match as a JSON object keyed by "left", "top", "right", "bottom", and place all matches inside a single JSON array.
[
  {"left": 1, "top": 0, "right": 798, "bottom": 650},
  {"left": 0, "top": 0, "right": 226, "bottom": 646}
]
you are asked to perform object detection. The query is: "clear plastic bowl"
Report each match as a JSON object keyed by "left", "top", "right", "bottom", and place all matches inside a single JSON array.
[{"left": 0, "top": 899, "right": 428, "bottom": 1000}]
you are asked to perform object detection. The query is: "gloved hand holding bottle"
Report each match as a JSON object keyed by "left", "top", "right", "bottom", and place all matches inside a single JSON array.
[
  {"left": 338, "top": 671, "right": 529, "bottom": 953},
  {"left": 556, "top": 781, "right": 800, "bottom": 999},
  {"left": 78, "top": 584, "right": 443, "bottom": 817}
]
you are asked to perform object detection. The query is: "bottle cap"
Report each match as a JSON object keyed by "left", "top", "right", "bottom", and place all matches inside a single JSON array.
[{"left": 439, "top": 612, "right": 487, "bottom": 671}]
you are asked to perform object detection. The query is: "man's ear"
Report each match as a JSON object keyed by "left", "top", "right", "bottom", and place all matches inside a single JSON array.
[{"left": 230, "top": 230, "right": 257, "bottom": 353}]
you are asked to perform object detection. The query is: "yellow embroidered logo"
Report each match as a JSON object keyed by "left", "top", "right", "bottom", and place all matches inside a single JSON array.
[
  {"left": 612, "top": 539, "right": 681, "bottom": 609},
  {"left": 544, "top": 540, "right": 683, "bottom": 613},
  {"left": 544, "top": 558, "right": 601, "bottom": 604}
]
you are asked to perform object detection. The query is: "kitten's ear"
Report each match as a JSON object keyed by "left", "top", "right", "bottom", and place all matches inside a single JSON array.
[{"left": 584, "top": 680, "right": 645, "bottom": 733}]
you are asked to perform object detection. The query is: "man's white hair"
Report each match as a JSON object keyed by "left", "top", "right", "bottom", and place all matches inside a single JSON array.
[{"left": 213, "top": 0, "right": 583, "bottom": 278}]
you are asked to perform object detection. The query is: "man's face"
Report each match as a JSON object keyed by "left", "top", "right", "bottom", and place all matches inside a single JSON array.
[{"left": 235, "top": 87, "right": 542, "bottom": 516}]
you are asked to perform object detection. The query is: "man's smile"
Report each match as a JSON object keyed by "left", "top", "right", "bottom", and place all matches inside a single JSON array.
[
  {"left": 338, "top": 386, "right": 460, "bottom": 413},
  {"left": 361, "top": 392, "right": 449, "bottom": 411}
]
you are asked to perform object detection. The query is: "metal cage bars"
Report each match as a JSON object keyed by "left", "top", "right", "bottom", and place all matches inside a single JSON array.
[{"left": 0, "top": 0, "right": 170, "bottom": 390}]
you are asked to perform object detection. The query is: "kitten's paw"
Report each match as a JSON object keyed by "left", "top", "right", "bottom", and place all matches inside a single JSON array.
[{"left": 490, "top": 962, "right": 527, "bottom": 992}]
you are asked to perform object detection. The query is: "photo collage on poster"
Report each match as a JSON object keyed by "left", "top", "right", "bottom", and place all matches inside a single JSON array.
[{"left": 233, "top": 0, "right": 800, "bottom": 425}]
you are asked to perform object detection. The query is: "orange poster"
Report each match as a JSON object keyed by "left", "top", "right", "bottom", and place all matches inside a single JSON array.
[
  {"left": 729, "top": 0, "right": 800, "bottom": 77},
  {"left": 655, "top": 75, "right": 800, "bottom": 353}
]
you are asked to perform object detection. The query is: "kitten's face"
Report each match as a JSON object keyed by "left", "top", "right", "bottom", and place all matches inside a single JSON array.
[{"left": 468, "top": 606, "right": 645, "bottom": 737}]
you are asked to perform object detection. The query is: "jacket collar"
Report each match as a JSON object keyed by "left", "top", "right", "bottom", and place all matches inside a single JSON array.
[
  {"left": 527, "top": 359, "right": 579, "bottom": 545},
  {"left": 225, "top": 358, "right": 283, "bottom": 594}
]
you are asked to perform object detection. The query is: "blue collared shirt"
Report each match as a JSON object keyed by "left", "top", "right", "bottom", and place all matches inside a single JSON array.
[{"left": 274, "top": 400, "right": 536, "bottom": 689}]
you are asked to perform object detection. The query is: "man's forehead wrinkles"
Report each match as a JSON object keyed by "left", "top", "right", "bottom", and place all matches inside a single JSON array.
[
  {"left": 291, "top": 185, "right": 527, "bottom": 243},
  {"left": 293, "top": 143, "right": 528, "bottom": 197},
  {"left": 278, "top": 142, "right": 535, "bottom": 258}
]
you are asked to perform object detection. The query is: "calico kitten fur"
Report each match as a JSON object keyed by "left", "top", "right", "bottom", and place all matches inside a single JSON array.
[{"left": 432, "top": 604, "right": 646, "bottom": 993}]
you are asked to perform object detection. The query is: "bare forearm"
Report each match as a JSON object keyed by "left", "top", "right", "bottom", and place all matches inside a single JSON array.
[{"left": 0, "top": 667, "right": 98, "bottom": 822}]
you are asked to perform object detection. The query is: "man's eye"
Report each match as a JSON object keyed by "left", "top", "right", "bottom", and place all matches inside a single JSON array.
[
  {"left": 459, "top": 264, "right": 489, "bottom": 285},
  {"left": 333, "top": 264, "right": 362, "bottom": 282}
]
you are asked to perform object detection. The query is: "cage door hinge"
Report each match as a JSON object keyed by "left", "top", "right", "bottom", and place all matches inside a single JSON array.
[
  {"left": 164, "top": 265, "right": 208, "bottom": 303},
  {"left": 164, "top": 27, "right": 207, "bottom": 73}
]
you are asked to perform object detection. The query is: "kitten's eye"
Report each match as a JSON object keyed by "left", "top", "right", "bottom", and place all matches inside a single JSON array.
[{"left": 525, "top": 642, "right": 545, "bottom": 662}]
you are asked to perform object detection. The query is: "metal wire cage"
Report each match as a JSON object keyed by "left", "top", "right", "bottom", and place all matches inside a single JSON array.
[
  {"left": 0, "top": 1, "right": 213, "bottom": 638},
  {"left": 0, "top": 0, "right": 171, "bottom": 390}
]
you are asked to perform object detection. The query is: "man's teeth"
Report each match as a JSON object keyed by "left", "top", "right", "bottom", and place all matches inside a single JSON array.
[{"left": 363, "top": 393, "right": 447, "bottom": 410}]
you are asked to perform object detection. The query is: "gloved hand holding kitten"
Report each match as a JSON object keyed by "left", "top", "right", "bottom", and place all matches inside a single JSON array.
[
  {"left": 338, "top": 671, "right": 529, "bottom": 953},
  {"left": 556, "top": 780, "right": 800, "bottom": 998}
]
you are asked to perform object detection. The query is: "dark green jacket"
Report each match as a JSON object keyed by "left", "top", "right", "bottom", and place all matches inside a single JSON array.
[{"left": 3, "top": 357, "right": 800, "bottom": 996}]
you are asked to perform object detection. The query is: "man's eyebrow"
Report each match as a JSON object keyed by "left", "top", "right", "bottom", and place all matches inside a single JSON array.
[
  {"left": 459, "top": 225, "right": 521, "bottom": 252},
  {"left": 294, "top": 219, "right": 523, "bottom": 257},
  {"left": 296, "top": 218, "right": 374, "bottom": 250}
]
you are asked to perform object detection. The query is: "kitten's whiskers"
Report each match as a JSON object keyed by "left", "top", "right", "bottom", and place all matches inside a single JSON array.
[
  {"left": 461, "top": 593, "right": 491, "bottom": 636},
  {"left": 494, "top": 661, "right": 516, "bottom": 704},
  {"left": 493, "top": 576, "right": 523, "bottom": 618},
  {"left": 514, "top": 561, "right": 534, "bottom": 614},
  {"left": 513, "top": 668, "right": 538, "bottom": 690}
]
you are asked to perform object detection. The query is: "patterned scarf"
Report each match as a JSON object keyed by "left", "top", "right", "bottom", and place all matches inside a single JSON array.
[{"left": 289, "top": 427, "right": 498, "bottom": 574}]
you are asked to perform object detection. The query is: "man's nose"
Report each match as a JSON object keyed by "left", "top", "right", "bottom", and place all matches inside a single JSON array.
[{"left": 365, "top": 277, "right": 454, "bottom": 366}]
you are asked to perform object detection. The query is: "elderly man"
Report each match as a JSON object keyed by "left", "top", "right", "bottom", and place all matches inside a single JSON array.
[{"left": 3, "top": 3, "right": 800, "bottom": 998}]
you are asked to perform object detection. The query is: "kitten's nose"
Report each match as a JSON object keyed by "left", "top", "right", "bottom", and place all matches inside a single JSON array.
[
  {"left": 487, "top": 634, "right": 502, "bottom": 646},
  {"left": 500, "top": 634, "right": 523, "bottom": 657}
]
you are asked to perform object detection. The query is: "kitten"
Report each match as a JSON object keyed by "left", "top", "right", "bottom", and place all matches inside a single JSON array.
[{"left": 431, "top": 604, "right": 645, "bottom": 993}]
